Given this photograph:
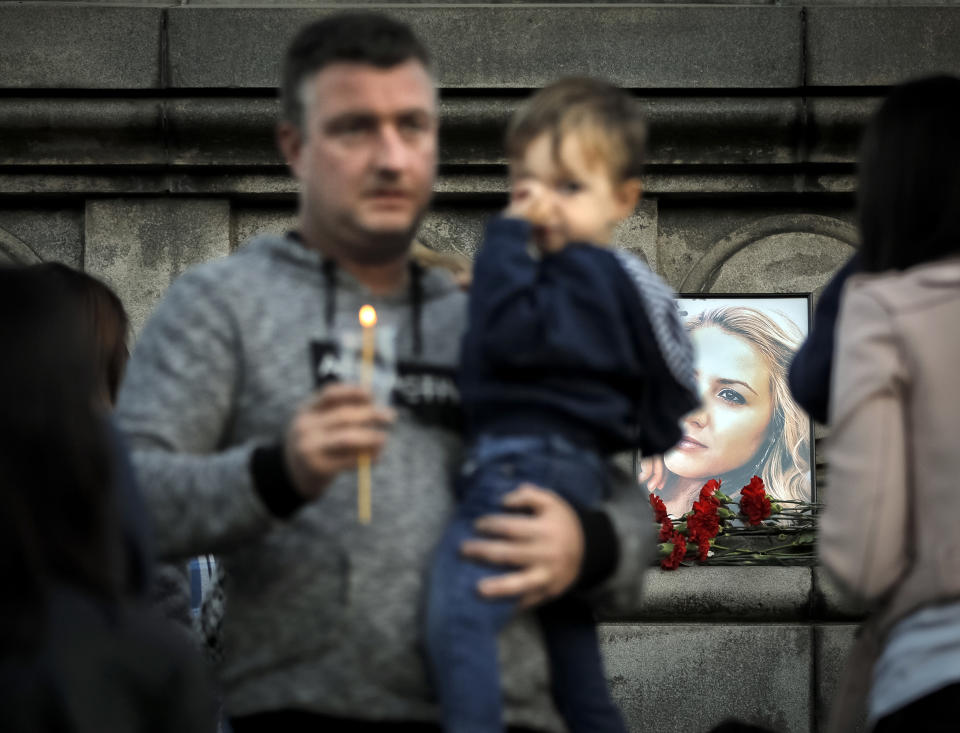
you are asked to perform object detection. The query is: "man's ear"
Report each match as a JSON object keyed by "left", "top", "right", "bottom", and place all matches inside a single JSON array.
[
  {"left": 615, "top": 177, "right": 644, "bottom": 218},
  {"left": 276, "top": 121, "right": 304, "bottom": 180}
]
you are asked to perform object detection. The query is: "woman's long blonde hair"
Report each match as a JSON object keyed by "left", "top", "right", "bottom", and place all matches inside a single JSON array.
[{"left": 686, "top": 306, "right": 811, "bottom": 503}]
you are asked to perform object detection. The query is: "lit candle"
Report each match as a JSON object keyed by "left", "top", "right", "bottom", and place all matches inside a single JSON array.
[{"left": 357, "top": 304, "right": 377, "bottom": 524}]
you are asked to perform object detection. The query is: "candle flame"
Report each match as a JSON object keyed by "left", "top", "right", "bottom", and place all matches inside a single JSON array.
[{"left": 359, "top": 305, "right": 377, "bottom": 328}]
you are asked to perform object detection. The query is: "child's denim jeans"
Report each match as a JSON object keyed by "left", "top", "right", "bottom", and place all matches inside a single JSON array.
[{"left": 426, "top": 434, "right": 627, "bottom": 733}]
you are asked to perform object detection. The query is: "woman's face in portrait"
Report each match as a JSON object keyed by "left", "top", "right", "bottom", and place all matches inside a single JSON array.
[{"left": 664, "top": 326, "right": 775, "bottom": 481}]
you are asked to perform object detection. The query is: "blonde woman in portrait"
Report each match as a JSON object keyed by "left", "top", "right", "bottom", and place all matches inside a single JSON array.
[{"left": 640, "top": 305, "right": 810, "bottom": 516}]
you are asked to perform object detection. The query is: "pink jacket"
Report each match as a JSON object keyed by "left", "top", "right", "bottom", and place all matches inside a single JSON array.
[{"left": 819, "top": 256, "right": 960, "bottom": 731}]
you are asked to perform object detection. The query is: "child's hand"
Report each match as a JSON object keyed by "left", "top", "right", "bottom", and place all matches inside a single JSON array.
[
  {"left": 505, "top": 179, "right": 547, "bottom": 223},
  {"left": 505, "top": 180, "right": 568, "bottom": 254}
]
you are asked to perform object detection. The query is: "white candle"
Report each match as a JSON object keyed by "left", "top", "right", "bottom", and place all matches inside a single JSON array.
[{"left": 357, "top": 305, "right": 377, "bottom": 524}]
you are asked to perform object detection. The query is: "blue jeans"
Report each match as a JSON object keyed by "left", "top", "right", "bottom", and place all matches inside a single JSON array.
[{"left": 426, "top": 434, "right": 627, "bottom": 733}]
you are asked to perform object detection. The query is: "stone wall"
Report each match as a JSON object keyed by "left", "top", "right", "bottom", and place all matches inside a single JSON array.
[{"left": 3, "top": 2, "right": 960, "bottom": 731}]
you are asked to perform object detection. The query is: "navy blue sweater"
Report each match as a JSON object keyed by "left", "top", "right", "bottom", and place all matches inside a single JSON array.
[{"left": 460, "top": 217, "right": 698, "bottom": 456}]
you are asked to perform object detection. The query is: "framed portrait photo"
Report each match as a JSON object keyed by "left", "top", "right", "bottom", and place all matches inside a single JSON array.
[{"left": 639, "top": 294, "right": 814, "bottom": 520}]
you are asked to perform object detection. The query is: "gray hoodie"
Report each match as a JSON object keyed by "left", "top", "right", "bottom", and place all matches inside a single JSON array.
[{"left": 116, "top": 233, "right": 653, "bottom": 730}]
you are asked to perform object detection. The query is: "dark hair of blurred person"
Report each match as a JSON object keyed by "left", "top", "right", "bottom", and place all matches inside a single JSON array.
[
  {"left": 0, "top": 266, "right": 214, "bottom": 732},
  {"left": 31, "top": 262, "right": 129, "bottom": 406},
  {"left": 27, "top": 263, "right": 153, "bottom": 596},
  {"left": 0, "top": 266, "right": 123, "bottom": 654},
  {"left": 858, "top": 75, "right": 960, "bottom": 273},
  {"left": 280, "top": 11, "right": 431, "bottom": 130},
  {"left": 789, "top": 79, "right": 960, "bottom": 423}
]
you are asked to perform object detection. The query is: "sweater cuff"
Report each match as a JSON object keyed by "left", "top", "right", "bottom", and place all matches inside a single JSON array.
[
  {"left": 573, "top": 506, "right": 620, "bottom": 591},
  {"left": 250, "top": 444, "right": 307, "bottom": 519}
]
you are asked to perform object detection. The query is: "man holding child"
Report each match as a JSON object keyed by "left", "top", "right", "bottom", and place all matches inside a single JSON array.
[{"left": 117, "top": 13, "right": 658, "bottom": 732}]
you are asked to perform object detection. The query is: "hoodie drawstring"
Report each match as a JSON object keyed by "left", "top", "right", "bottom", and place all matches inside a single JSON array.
[
  {"left": 409, "top": 260, "right": 424, "bottom": 358},
  {"left": 322, "top": 258, "right": 338, "bottom": 331}
]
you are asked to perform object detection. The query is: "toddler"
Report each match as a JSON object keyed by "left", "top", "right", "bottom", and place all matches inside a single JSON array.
[{"left": 426, "top": 77, "right": 699, "bottom": 733}]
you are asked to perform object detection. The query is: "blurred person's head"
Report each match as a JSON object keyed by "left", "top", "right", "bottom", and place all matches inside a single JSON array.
[
  {"left": 32, "top": 263, "right": 129, "bottom": 406},
  {"left": 858, "top": 74, "right": 960, "bottom": 273},
  {"left": 276, "top": 13, "right": 437, "bottom": 266},
  {"left": 0, "top": 267, "right": 121, "bottom": 651},
  {"left": 505, "top": 76, "right": 646, "bottom": 250},
  {"left": 279, "top": 12, "right": 432, "bottom": 133}
]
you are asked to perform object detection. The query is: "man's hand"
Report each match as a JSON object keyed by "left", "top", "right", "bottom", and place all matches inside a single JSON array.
[
  {"left": 284, "top": 383, "right": 395, "bottom": 500},
  {"left": 460, "top": 484, "right": 584, "bottom": 609}
]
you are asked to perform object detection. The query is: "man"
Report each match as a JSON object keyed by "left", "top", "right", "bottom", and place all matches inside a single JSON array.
[{"left": 116, "top": 13, "right": 652, "bottom": 732}]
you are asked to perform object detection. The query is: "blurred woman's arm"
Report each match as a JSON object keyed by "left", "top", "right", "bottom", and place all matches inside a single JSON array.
[{"left": 819, "top": 281, "right": 909, "bottom": 604}]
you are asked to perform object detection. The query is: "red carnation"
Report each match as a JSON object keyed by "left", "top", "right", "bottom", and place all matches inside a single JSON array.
[
  {"left": 739, "top": 475, "right": 772, "bottom": 526},
  {"left": 699, "top": 478, "right": 722, "bottom": 504},
  {"left": 697, "top": 538, "right": 711, "bottom": 562},
  {"left": 649, "top": 493, "right": 669, "bottom": 524},
  {"left": 660, "top": 531, "right": 687, "bottom": 571},
  {"left": 744, "top": 475, "right": 764, "bottom": 493},
  {"left": 687, "top": 498, "right": 720, "bottom": 544},
  {"left": 658, "top": 518, "right": 674, "bottom": 542}
]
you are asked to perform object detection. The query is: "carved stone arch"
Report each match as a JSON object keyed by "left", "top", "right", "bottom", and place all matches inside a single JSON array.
[
  {"left": 679, "top": 214, "right": 859, "bottom": 293},
  {"left": 0, "top": 226, "right": 43, "bottom": 265}
]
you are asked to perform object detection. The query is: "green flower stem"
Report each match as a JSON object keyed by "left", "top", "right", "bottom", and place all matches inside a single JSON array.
[{"left": 711, "top": 539, "right": 811, "bottom": 555}]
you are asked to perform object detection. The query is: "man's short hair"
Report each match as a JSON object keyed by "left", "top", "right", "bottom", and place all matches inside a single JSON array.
[
  {"left": 281, "top": 13, "right": 432, "bottom": 129},
  {"left": 506, "top": 77, "right": 647, "bottom": 181}
]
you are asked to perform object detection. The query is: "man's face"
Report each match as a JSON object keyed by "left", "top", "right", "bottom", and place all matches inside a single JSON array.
[{"left": 281, "top": 59, "right": 438, "bottom": 263}]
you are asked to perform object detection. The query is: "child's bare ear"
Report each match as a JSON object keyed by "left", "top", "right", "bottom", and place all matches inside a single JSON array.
[{"left": 615, "top": 178, "right": 643, "bottom": 216}]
